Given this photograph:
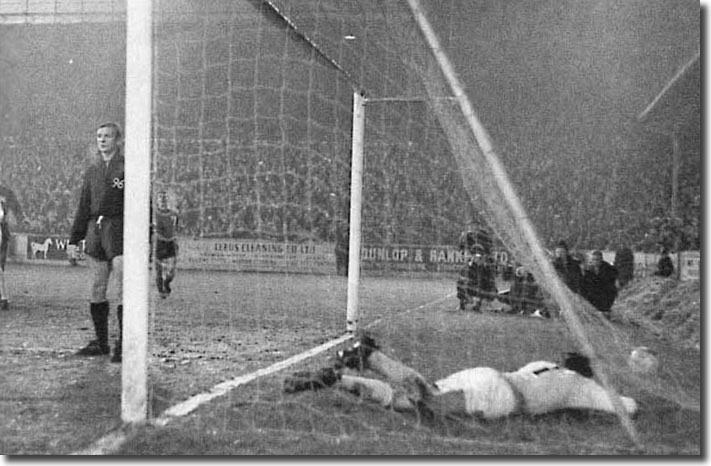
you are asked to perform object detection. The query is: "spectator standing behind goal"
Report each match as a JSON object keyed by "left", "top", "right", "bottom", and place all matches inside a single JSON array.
[
  {"left": 456, "top": 229, "right": 498, "bottom": 311},
  {"left": 153, "top": 190, "right": 179, "bottom": 298},
  {"left": 507, "top": 265, "right": 545, "bottom": 315},
  {"left": 0, "top": 184, "right": 29, "bottom": 310},
  {"left": 581, "top": 250, "right": 619, "bottom": 319},
  {"left": 552, "top": 239, "right": 582, "bottom": 294},
  {"left": 334, "top": 218, "right": 349, "bottom": 277},
  {"left": 67, "top": 122, "right": 125, "bottom": 363},
  {"left": 614, "top": 245, "right": 635, "bottom": 289},
  {"left": 654, "top": 248, "right": 674, "bottom": 278}
]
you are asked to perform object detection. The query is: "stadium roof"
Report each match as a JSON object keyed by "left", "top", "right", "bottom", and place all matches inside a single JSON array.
[{"left": 637, "top": 51, "right": 700, "bottom": 133}]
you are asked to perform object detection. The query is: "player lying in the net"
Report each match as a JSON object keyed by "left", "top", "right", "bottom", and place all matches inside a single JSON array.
[{"left": 284, "top": 335, "right": 638, "bottom": 420}]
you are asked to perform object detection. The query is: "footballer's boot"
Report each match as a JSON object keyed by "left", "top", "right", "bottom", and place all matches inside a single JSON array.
[
  {"left": 336, "top": 334, "right": 379, "bottom": 371},
  {"left": 111, "top": 305, "right": 123, "bottom": 363},
  {"left": 77, "top": 302, "right": 110, "bottom": 356}
]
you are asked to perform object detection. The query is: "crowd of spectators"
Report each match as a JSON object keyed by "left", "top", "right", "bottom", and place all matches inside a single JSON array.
[
  {"left": 0, "top": 136, "right": 88, "bottom": 235},
  {"left": 0, "top": 136, "right": 701, "bottom": 255}
]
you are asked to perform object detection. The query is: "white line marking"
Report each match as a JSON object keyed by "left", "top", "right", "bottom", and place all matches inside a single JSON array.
[
  {"left": 72, "top": 293, "right": 453, "bottom": 455},
  {"left": 153, "top": 333, "right": 354, "bottom": 426},
  {"left": 363, "top": 292, "right": 454, "bottom": 329},
  {"left": 72, "top": 427, "right": 133, "bottom": 455},
  {"left": 72, "top": 333, "right": 354, "bottom": 455}
]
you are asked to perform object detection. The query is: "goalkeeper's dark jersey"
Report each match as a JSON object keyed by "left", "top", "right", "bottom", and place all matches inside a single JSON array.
[{"left": 70, "top": 153, "right": 125, "bottom": 245}]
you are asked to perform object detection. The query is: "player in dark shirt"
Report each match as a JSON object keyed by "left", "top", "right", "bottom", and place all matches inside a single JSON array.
[{"left": 68, "top": 122, "right": 125, "bottom": 362}]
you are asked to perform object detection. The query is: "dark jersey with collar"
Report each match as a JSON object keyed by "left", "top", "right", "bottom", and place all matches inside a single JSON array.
[{"left": 69, "top": 153, "right": 125, "bottom": 245}]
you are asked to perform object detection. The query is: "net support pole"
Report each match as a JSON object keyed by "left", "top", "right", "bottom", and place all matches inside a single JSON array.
[
  {"left": 346, "top": 91, "right": 366, "bottom": 333},
  {"left": 405, "top": 0, "right": 641, "bottom": 448},
  {"left": 122, "top": 0, "right": 152, "bottom": 423}
]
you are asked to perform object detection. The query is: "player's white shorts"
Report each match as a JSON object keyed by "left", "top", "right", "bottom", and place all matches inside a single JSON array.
[{"left": 434, "top": 367, "right": 519, "bottom": 419}]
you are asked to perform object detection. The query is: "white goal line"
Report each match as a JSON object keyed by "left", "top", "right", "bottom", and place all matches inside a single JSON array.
[
  {"left": 154, "top": 292, "right": 455, "bottom": 426},
  {"left": 72, "top": 292, "right": 453, "bottom": 454},
  {"left": 152, "top": 333, "right": 354, "bottom": 426}
]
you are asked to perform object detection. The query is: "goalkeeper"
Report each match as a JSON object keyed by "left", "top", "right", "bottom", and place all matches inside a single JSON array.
[
  {"left": 153, "top": 190, "right": 179, "bottom": 299},
  {"left": 68, "top": 122, "right": 125, "bottom": 363},
  {"left": 284, "top": 335, "right": 638, "bottom": 420}
]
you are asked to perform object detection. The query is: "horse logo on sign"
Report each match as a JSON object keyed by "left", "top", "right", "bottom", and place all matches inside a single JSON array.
[{"left": 30, "top": 238, "right": 53, "bottom": 259}]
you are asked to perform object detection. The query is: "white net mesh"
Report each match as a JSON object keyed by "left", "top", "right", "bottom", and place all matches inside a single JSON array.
[
  {"left": 145, "top": 1, "right": 699, "bottom": 452},
  {"left": 0, "top": 0, "right": 699, "bottom": 455},
  {"left": 142, "top": 0, "right": 699, "bottom": 453}
]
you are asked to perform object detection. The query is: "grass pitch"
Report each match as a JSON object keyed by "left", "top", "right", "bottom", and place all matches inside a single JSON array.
[{"left": 0, "top": 263, "right": 700, "bottom": 455}]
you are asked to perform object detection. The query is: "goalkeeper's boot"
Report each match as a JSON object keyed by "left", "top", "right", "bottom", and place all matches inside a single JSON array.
[
  {"left": 283, "top": 367, "right": 341, "bottom": 393},
  {"left": 111, "top": 305, "right": 123, "bottom": 363},
  {"left": 77, "top": 302, "right": 110, "bottom": 356},
  {"left": 336, "top": 334, "right": 379, "bottom": 371}
]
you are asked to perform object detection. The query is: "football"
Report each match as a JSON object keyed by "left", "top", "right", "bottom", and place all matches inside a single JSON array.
[{"left": 628, "top": 346, "right": 659, "bottom": 374}]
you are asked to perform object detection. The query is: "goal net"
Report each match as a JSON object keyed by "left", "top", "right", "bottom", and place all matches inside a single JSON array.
[
  {"left": 137, "top": 0, "right": 700, "bottom": 453},
  {"left": 0, "top": 0, "right": 697, "bottom": 455},
  {"left": 145, "top": 0, "right": 476, "bottom": 423}
]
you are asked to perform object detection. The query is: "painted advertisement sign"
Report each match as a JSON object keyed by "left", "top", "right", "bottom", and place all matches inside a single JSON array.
[
  {"left": 360, "top": 245, "right": 513, "bottom": 274},
  {"left": 179, "top": 238, "right": 334, "bottom": 273},
  {"left": 25, "top": 235, "right": 85, "bottom": 262}
]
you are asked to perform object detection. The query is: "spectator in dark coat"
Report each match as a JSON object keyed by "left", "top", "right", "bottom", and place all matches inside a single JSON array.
[
  {"left": 581, "top": 250, "right": 619, "bottom": 317},
  {"left": 507, "top": 265, "right": 545, "bottom": 314},
  {"left": 614, "top": 246, "right": 634, "bottom": 288},
  {"left": 334, "top": 219, "right": 349, "bottom": 277},
  {"left": 456, "top": 230, "right": 497, "bottom": 311},
  {"left": 552, "top": 240, "right": 582, "bottom": 294},
  {"left": 654, "top": 248, "right": 674, "bottom": 278}
]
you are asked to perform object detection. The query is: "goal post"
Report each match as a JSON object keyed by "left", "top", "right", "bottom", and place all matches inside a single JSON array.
[
  {"left": 0, "top": 0, "right": 700, "bottom": 454},
  {"left": 346, "top": 91, "right": 366, "bottom": 333},
  {"left": 113, "top": 0, "right": 697, "bottom": 447},
  {"left": 122, "top": 0, "right": 152, "bottom": 424}
]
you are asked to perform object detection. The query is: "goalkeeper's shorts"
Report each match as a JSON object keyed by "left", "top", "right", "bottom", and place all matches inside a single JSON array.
[{"left": 85, "top": 217, "right": 123, "bottom": 261}]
